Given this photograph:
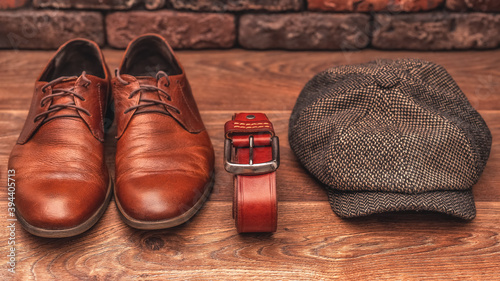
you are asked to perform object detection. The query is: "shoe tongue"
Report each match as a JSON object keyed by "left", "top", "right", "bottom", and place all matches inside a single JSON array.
[
  {"left": 135, "top": 76, "right": 168, "bottom": 114},
  {"left": 47, "top": 76, "right": 80, "bottom": 119},
  {"left": 136, "top": 76, "right": 157, "bottom": 86}
]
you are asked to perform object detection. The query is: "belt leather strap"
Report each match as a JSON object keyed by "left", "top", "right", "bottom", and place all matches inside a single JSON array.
[{"left": 224, "top": 113, "right": 279, "bottom": 233}]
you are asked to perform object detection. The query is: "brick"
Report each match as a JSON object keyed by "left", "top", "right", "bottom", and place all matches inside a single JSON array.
[
  {"left": 0, "top": 10, "right": 104, "bottom": 49},
  {"left": 446, "top": 0, "right": 500, "bottom": 12},
  {"left": 144, "top": 0, "right": 166, "bottom": 9},
  {"left": 106, "top": 11, "right": 235, "bottom": 49},
  {"left": 33, "top": 0, "right": 140, "bottom": 10},
  {"left": 0, "top": 0, "right": 29, "bottom": 9},
  {"left": 239, "top": 13, "right": 370, "bottom": 50},
  {"left": 169, "top": 0, "right": 303, "bottom": 12},
  {"left": 308, "top": 0, "right": 443, "bottom": 12},
  {"left": 372, "top": 13, "right": 500, "bottom": 50}
]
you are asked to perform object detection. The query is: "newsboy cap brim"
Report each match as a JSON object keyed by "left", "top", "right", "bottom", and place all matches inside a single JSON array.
[{"left": 328, "top": 189, "right": 476, "bottom": 220}]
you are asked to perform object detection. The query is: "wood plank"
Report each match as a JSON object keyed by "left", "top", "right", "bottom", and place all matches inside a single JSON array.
[
  {"left": 0, "top": 110, "right": 498, "bottom": 202},
  {"left": 1, "top": 49, "right": 500, "bottom": 111},
  {"left": 0, "top": 201, "right": 499, "bottom": 280}
]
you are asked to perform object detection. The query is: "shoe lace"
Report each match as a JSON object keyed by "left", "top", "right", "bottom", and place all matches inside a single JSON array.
[
  {"left": 115, "top": 69, "right": 181, "bottom": 115},
  {"left": 34, "top": 71, "right": 91, "bottom": 123}
]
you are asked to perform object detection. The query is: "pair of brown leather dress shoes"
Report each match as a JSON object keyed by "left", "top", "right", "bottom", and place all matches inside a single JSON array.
[{"left": 8, "top": 34, "right": 215, "bottom": 238}]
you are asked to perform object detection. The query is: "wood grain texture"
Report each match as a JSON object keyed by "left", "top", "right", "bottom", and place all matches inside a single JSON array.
[
  {"left": 0, "top": 49, "right": 499, "bottom": 280},
  {"left": 0, "top": 201, "right": 500, "bottom": 280}
]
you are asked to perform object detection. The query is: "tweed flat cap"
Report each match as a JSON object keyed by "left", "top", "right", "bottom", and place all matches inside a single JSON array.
[{"left": 289, "top": 59, "right": 492, "bottom": 220}]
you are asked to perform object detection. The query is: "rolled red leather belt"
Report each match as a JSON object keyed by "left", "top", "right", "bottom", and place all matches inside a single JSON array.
[{"left": 224, "top": 113, "right": 279, "bottom": 233}]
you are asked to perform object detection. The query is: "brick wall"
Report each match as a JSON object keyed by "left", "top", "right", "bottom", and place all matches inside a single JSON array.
[{"left": 0, "top": 0, "right": 499, "bottom": 50}]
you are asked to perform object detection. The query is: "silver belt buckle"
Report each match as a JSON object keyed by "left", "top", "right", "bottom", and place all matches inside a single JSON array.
[{"left": 224, "top": 135, "right": 280, "bottom": 175}]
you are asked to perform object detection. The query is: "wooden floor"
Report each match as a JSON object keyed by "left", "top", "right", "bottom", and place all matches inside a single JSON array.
[{"left": 0, "top": 49, "right": 499, "bottom": 280}]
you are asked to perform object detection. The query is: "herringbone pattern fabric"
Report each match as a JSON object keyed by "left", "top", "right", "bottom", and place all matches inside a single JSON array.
[
  {"left": 289, "top": 59, "right": 492, "bottom": 219},
  {"left": 329, "top": 189, "right": 476, "bottom": 219}
]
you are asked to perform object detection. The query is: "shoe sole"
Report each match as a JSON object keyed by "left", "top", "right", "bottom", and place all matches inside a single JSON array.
[
  {"left": 16, "top": 178, "right": 113, "bottom": 238},
  {"left": 115, "top": 172, "right": 215, "bottom": 230}
]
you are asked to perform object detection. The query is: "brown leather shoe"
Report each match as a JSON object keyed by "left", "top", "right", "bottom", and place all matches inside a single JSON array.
[
  {"left": 8, "top": 39, "right": 112, "bottom": 238},
  {"left": 113, "top": 34, "right": 215, "bottom": 229}
]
